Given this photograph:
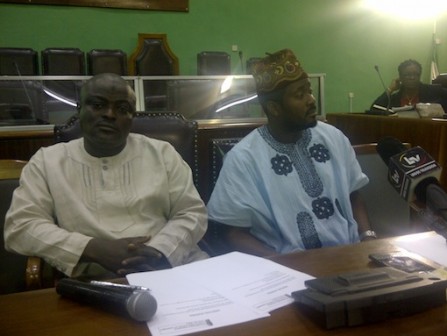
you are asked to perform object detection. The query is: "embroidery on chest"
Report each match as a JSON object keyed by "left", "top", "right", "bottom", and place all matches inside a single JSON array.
[{"left": 259, "top": 127, "right": 327, "bottom": 198}]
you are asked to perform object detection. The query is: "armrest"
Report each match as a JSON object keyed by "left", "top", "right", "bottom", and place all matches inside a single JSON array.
[
  {"left": 25, "top": 256, "right": 64, "bottom": 290},
  {"left": 26, "top": 256, "right": 42, "bottom": 290}
]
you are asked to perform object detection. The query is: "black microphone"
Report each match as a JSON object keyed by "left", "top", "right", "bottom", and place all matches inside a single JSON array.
[
  {"left": 374, "top": 65, "right": 392, "bottom": 113},
  {"left": 376, "top": 136, "right": 447, "bottom": 237},
  {"left": 56, "top": 278, "right": 157, "bottom": 321},
  {"left": 376, "top": 136, "right": 441, "bottom": 202}
]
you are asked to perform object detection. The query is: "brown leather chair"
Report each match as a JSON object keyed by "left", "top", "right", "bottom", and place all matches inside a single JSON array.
[
  {"left": 54, "top": 111, "right": 199, "bottom": 185},
  {"left": 41, "top": 48, "right": 86, "bottom": 75},
  {"left": 209, "top": 138, "right": 241, "bottom": 190},
  {"left": 0, "top": 48, "right": 39, "bottom": 75},
  {"left": 205, "top": 138, "right": 242, "bottom": 256},
  {"left": 128, "top": 34, "right": 179, "bottom": 76},
  {"left": 197, "top": 51, "right": 231, "bottom": 75},
  {"left": 0, "top": 49, "right": 41, "bottom": 124},
  {"left": 87, "top": 49, "right": 128, "bottom": 76},
  {"left": 128, "top": 33, "right": 179, "bottom": 109}
]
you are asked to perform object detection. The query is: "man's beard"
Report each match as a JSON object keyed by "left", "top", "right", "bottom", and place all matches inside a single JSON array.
[{"left": 282, "top": 118, "right": 317, "bottom": 132}]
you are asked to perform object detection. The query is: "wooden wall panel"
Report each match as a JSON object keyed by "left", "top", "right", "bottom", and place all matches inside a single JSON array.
[
  {"left": 0, "top": 130, "right": 53, "bottom": 161},
  {"left": 0, "top": 0, "right": 189, "bottom": 12}
]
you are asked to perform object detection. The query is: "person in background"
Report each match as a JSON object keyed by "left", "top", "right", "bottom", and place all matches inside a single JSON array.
[
  {"left": 207, "top": 49, "right": 375, "bottom": 257},
  {"left": 371, "top": 59, "right": 447, "bottom": 112},
  {"left": 4, "top": 73, "right": 208, "bottom": 279}
]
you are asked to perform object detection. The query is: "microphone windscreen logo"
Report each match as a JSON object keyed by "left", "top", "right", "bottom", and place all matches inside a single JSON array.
[
  {"left": 396, "top": 148, "right": 433, "bottom": 169},
  {"left": 388, "top": 146, "right": 441, "bottom": 201}
]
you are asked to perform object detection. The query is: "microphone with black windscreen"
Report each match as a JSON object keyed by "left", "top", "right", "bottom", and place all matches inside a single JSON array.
[
  {"left": 56, "top": 278, "right": 157, "bottom": 322},
  {"left": 376, "top": 136, "right": 407, "bottom": 166},
  {"left": 376, "top": 136, "right": 442, "bottom": 202},
  {"left": 376, "top": 136, "right": 447, "bottom": 238}
]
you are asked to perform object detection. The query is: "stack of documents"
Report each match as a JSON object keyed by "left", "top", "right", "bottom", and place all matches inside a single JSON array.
[{"left": 127, "top": 252, "right": 314, "bottom": 336}]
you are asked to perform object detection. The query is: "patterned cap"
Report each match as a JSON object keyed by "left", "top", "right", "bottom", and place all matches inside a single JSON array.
[{"left": 251, "top": 49, "right": 308, "bottom": 93}]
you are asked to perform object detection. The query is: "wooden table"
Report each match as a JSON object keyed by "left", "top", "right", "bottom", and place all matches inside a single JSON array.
[{"left": 1, "top": 232, "right": 447, "bottom": 336}]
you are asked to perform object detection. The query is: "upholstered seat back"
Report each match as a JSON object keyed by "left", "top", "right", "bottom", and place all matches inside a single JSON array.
[
  {"left": 210, "top": 138, "right": 241, "bottom": 189},
  {"left": 42, "top": 48, "right": 85, "bottom": 75},
  {"left": 87, "top": 49, "right": 128, "bottom": 76},
  {"left": 197, "top": 51, "right": 231, "bottom": 75},
  {"left": 0, "top": 47, "right": 39, "bottom": 75},
  {"left": 130, "top": 112, "right": 197, "bottom": 169}
]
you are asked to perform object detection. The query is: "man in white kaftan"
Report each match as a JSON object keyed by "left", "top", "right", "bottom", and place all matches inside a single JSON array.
[
  {"left": 4, "top": 73, "right": 208, "bottom": 278},
  {"left": 208, "top": 123, "right": 368, "bottom": 253},
  {"left": 207, "top": 49, "right": 374, "bottom": 257}
]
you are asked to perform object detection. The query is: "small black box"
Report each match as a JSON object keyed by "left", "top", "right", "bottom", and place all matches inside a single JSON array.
[{"left": 292, "top": 267, "right": 447, "bottom": 329}]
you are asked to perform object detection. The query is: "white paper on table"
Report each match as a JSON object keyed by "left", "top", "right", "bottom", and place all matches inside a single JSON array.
[
  {"left": 128, "top": 268, "right": 268, "bottom": 336},
  {"left": 173, "top": 252, "right": 315, "bottom": 313},
  {"left": 127, "top": 252, "right": 314, "bottom": 336},
  {"left": 394, "top": 233, "right": 447, "bottom": 267}
]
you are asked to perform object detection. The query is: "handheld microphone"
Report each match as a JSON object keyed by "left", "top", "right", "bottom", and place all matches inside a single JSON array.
[
  {"left": 374, "top": 65, "right": 392, "bottom": 113},
  {"left": 56, "top": 278, "right": 157, "bottom": 322},
  {"left": 376, "top": 136, "right": 441, "bottom": 202},
  {"left": 377, "top": 136, "right": 447, "bottom": 237}
]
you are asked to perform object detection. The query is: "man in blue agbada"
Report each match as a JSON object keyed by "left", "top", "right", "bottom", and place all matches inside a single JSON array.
[{"left": 207, "top": 49, "right": 375, "bottom": 257}]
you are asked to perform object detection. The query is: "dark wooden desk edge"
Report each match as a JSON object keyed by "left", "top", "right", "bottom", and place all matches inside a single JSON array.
[
  {"left": 0, "top": 129, "right": 53, "bottom": 139},
  {"left": 326, "top": 112, "right": 447, "bottom": 122}
]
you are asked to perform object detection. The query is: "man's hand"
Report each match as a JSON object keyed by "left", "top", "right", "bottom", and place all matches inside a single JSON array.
[
  {"left": 118, "top": 244, "right": 171, "bottom": 275},
  {"left": 81, "top": 236, "right": 170, "bottom": 275}
]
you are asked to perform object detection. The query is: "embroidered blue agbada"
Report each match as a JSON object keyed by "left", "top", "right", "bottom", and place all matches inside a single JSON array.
[{"left": 207, "top": 122, "right": 369, "bottom": 253}]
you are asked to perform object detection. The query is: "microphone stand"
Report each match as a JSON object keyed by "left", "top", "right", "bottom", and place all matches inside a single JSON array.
[
  {"left": 13, "top": 61, "right": 34, "bottom": 112},
  {"left": 374, "top": 65, "right": 392, "bottom": 113}
]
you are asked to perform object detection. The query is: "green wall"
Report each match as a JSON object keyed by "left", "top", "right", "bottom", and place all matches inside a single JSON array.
[{"left": 1, "top": 0, "right": 446, "bottom": 113}]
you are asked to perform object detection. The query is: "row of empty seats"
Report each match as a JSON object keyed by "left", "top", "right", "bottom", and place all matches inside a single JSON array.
[
  {"left": 197, "top": 53, "right": 262, "bottom": 75},
  {"left": 0, "top": 46, "right": 262, "bottom": 77},
  {"left": 0, "top": 47, "right": 128, "bottom": 76}
]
